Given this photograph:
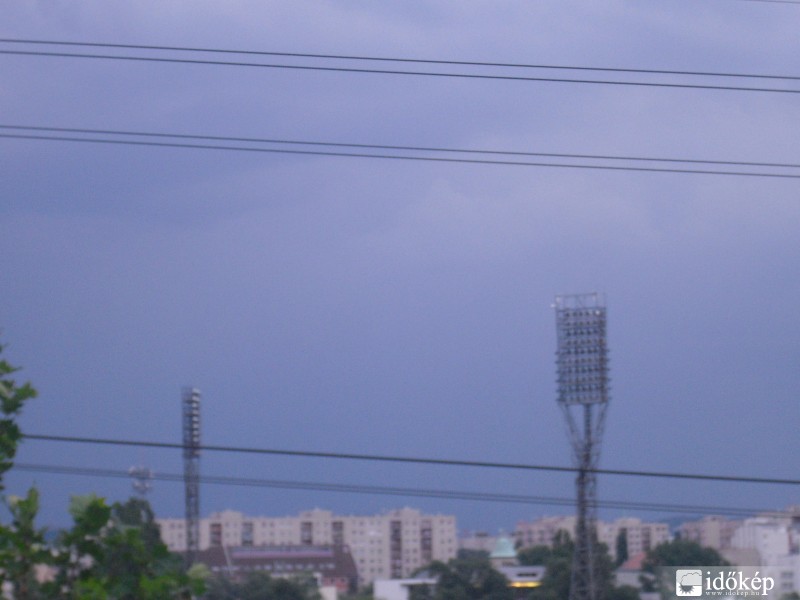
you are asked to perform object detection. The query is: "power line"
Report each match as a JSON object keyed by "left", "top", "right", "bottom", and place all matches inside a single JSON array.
[
  {"left": 1, "top": 48, "right": 799, "bottom": 95},
  {"left": 2, "top": 38, "right": 799, "bottom": 82},
  {"left": 4, "top": 132, "right": 800, "bottom": 180},
  {"left": 3, "top": 124, "right": 799, "bottom": 171},
  {"left": 23, "top": 434, "right": 800, "bottom": 486},
  {"left": 14, "top": 462, "right": 786, "bottom": 518},
  {"left": 735, "top": 0, "right": 800, "bottom": 4}
]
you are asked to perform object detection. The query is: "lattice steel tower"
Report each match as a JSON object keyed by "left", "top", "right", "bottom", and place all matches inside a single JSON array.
[
  {"left": 554, "top": 293, "right": 610, "bottom": 600},
  {"left": 182, "top": 387, "right": 201, "bottom": 567}
]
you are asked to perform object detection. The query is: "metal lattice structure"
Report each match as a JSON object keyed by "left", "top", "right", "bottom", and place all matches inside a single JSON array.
[
  {"left": 182, "top": 387, "right": 201, "bottom": 568},
  {"left": 554, "top": 293, "right": 610, "bottom": 600}
]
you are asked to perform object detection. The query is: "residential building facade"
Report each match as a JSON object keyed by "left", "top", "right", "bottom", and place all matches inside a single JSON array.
[
  {"left": 679, "top": 516, "right": 742, "bottom": 551},
  {"left": 157, "top": 507, "right": 457, "bottom": 586},
  {"left": 597, "top": 517, "right": 670, "bottom": 561},
  {"left": 513, "top": 516, "right": 668, "bottom": 561},
  {"left": 513, "top": 515, "right": 578, "bottom": 549},
  {"left": 726, "top": 510, "right": 800, "bottom": 595}
]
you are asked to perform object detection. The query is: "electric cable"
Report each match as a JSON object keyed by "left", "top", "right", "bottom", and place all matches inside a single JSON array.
[
  {"left": 4, "top": 132, "right": 799, "bottom": 180},
  {"left": 1, "top": 38, "right": 799, "bottom": 83},
  {"left": 14, "top": 462, "right": 788, "bottom": 518},
  {"left": 2, "top": 38, "right": 800, "bottom": 83},
  {"left": 1, "top": 48, "right": 798, "bottom": 94},
  {"left": 23, "top": 434, "right": 800, "bottom": 486},
  {"left": 3, "top": 124, "right": 799, "bottom": 171},
  {"left": 736, "top": 0, "right": 800, "bottom": 4}
]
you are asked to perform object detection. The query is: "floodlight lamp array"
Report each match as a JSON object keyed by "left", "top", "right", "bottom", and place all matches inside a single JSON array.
[
  {"left": 182, "top": 387, "right": 201, "bottom": 458},
  {"left": 555, "top": 301, "right": 609, "bottom": 406}
]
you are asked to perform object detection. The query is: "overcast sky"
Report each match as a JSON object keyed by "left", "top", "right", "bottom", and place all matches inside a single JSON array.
[{"left": 1, "top": 1, "right": 799, "bottom": 534}]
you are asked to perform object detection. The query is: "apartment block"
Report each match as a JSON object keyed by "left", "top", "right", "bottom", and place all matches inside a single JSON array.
[
  {"left": 157, "top": 507, "right": 457, "bottom": 586},
  {"left": 513, "top": 516, "right": 669, "bottom": 561},
  {"left": 730, "top": 512, "right": 798, "bottom": 566},
  {"left": 726, "top": 509, "right": 800, "bottom": 595},
  {"left": 597, "top": 518, "right": 670, "bottom": 561},
  {"left": 679, "top": 516, "right": 742, "bottom": 551},
  {"left": 513, "top": 515, "right": 578, "bottom": 548}
]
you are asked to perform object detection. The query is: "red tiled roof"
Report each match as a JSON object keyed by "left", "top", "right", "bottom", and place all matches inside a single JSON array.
[
  {"left": 194, "top": 543, "right": 358, "bottom": 584},
  {"left": 618, "top": 552, "right": 647, "bottom": 571}
]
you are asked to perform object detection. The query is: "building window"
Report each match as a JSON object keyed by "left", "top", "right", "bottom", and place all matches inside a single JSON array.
[
  {"left": 210, "top": 523, "right": 222, "bottom": 547},
  {"left": 301, "top": 521, "right": 313, "bottom": 545},
  {"left": 333, "top": 521, "right": 344, "bottom": 545},
  {"left": 243, "top": 522, "right": 254, "bottom": 547}
]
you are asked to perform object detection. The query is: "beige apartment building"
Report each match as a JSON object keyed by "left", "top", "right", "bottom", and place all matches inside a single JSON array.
[
  {"left": 157, "top": 507, "right": 457, "bottom": 586},
  {"left": 513, "top": 515, "right": 578, "bottom": 548},
  {"left": 514, "top": 515, "right": 669, "bottom": 561},
  {"left": 597, "top": 517, "right": 670, "bottom": 560},
  {"left": 678, "top": 515, "right": 742, "bottom": 551}
]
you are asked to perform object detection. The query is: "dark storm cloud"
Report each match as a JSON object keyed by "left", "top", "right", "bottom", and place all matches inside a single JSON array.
[{"left": 1, "top": 1, "right": 798, "bottom": 530}]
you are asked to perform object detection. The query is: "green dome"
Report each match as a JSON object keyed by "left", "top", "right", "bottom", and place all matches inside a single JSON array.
[{"left": 490, "top": 534, "right": 517, "bottom": 559}]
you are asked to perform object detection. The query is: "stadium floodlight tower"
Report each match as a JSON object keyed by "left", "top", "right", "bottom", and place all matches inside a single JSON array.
[
  {"left": 182, "top": 387, "right": 201, "bottom": 568},
  {"left": 554, "top": 293, "right": 610, "bottom": 600}
]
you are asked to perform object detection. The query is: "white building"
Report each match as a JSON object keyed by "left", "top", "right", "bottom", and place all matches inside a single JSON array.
[
  {"left": 731, "top": 516, "right": 791, "bottom": 564},
  {"left": 372, "top": 566, "right": 543, "bottom": 600},
  {"left": 725, "top": 508, "right": 800, "bottom": 595},
  {"left": 157, "top": 507, "right": 457, "bottom": 586},
  {"left": 374, "top": 577, "right": 438, "bottom": 600}
]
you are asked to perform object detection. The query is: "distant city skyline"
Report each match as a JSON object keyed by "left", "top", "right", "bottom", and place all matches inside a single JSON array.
[{"left": 152, "top": 505, "right": 800, "bottom": 592}]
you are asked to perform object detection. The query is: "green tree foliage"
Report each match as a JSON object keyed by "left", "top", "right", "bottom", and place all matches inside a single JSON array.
[
  {"left": 642, "top": 538, "right": 728, "bottom": 570},
  {"left": 51, "top": 493, "right": 114, "bottom": 594},
  {"left": 517, "top": 545, "right": 551, "bottom": 567},
  {"left": 0, "top": 488, "right": 51, "bottom": 599},
  {"left": 456, "top": 548, "right": 490, "bottom": 561},
  {"left": 0, "top": 341, "right": 202, "bottom": 599},
  {"left": 113, "top": 496, "right": 164, "bottom": 549},
  {"left": 341, "top": 583, "right": 373, "bottom": 600},
  {"left": 46, "top": 495, "right": 203, "bottom": 599},
  {"left": 203, "top": 570, "right": 321, "bottom": 600},
  {"left": 607, "top": 585, "right": 642, "bottom": 600},
  {"left": 640, "top": 539, "right": 729, "bottom": 595},
  {"left": 615, "top": 530, "right": 629, "bottom": 567},
  {"left": 519, "top": 531, "right": 574, "bottom": 600},
  {"left": 0, "top": 342, "right": 43, "bottom": 598},
  {"left": 0, "top": 343, "right": 37, "bottom": 490},
  {"left": 409, "top": 555, "right": 513, "bottom": 600},
  {"left": 518, "top": 531, "right": 638, "bottom": 600}
]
